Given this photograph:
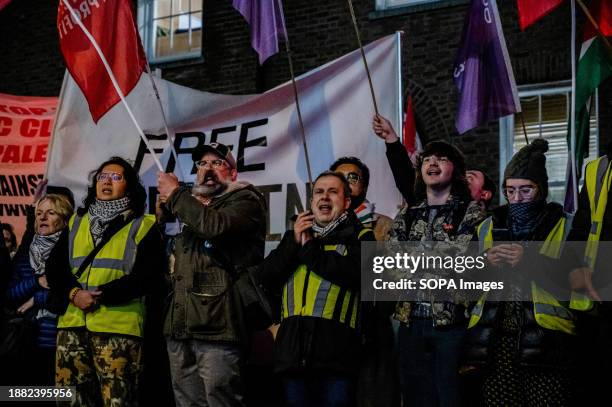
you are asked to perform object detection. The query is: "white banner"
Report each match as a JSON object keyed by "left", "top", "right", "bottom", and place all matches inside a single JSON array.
[{"left": 47, "top": 34, "right": 403, "bottom": 245}]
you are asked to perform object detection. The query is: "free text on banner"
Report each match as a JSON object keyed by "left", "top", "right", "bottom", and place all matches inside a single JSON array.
[
  {"left": 0, "top": 94, "right": 58, "bottom": 242},
  {"left": 47, "top": 34, "right": 403, "bottom": 251}
]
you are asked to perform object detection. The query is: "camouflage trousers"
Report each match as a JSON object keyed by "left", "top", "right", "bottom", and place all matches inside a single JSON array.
[{"left": 55, "top": 329, "right": 142, "bottom": 407}]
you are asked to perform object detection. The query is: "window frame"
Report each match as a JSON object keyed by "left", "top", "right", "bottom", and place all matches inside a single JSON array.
[
  {"left": 499, "top": 80, "right": 600, "bottom": 204},
  {"left": 138, "top": 0, "right": 203, "bottom": 65},
  {"left": 375, "top": 0, "right": 441, "bottom": 10}
]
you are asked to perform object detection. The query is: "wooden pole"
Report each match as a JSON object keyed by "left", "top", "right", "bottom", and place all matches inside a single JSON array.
[
  {"left": 277, "top": 0, "right": 314, "bottom": 187},
  {"left": 346, "top": 0, "right": 379, "bottom": 116}
]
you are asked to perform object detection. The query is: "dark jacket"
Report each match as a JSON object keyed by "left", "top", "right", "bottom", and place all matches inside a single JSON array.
[
  {"left": 259, "top": 211, "right": 375, "bottom": 376},
  {"left": 162, "top": 182, "right": 267, "bottom": 344},
  {"left": 46, "top": 212, "right": 167, "bottom": 319},
  {"left": 385, "top": 140, "right": 417, "bottom": 207},
  {"left": 465, "top": 202, "right": 576, "bottom": 368},
  {"left": 6, "top": 206, "right": 57, "bottom": 349}
]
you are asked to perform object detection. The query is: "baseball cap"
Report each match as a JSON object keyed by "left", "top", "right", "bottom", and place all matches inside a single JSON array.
[{"left": 191, "top": 142, "right": 237, "bottom": 169}]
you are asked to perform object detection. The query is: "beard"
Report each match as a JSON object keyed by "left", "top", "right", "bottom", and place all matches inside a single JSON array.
[
  {"left": 349, "top": 191, "right": 366, "bottom": 210},
  {"left": 192, "top": 170, "right": 229, "bottom": 197}
]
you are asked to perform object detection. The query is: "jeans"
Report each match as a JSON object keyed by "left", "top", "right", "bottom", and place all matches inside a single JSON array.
[
  {"left": 166, "top": 338, "right": 244, "bottom": 407},
  {"left": 283, "top": 375, "right": 354, "bottom": 407},
  {"left": 398, "top": 319, "right": 465, "bottom": 407}
]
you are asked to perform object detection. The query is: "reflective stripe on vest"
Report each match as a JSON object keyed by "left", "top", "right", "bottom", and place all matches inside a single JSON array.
[
  {"left": 570, "top": 157, "right": 612, "bottom": 311},
  {"left": 584, "top": 156, "right": 612, "bottom": 268},
  {"left": 468, "top": 216, "right": 575, "bottom": 334},
  {"left": 280, "top": 228, "right": 371, "bottom": 330},
  {"left": 58, "top": 214, "right": 156, "bottom": 337}
]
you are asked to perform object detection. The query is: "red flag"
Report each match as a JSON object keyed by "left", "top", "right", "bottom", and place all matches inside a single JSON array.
[
  {"left": 57, "top": 0, "right": 147, "bottom": 123},
  {"left": 516, "top": 0, "right": 564, "bottom": 30},
  {"left": 0, "top": 0, "right": 11, "bottom": 12},
  {"left": 402, "top": 94, "right": 421, "bottom": 165}
]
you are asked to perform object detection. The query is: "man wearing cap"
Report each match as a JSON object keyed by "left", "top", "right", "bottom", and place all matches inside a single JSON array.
[{"left": 157, "top": 142, "right": 267, "bottom": 407}]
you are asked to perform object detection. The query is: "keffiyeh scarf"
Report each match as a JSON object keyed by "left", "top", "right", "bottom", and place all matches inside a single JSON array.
[
  {"left": 507, "top": 200, "right": 544, "bottom": 241},
  {"left": 88, "top": 197, "right": 130, "bottom": 243},
  {"left": 29, "top": 231, "right": 62, "bottom": 275}
]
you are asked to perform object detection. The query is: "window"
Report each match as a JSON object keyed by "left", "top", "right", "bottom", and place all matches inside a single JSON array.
[
  {"left": 375, "top": 0, "right": 441, "bottom": 10},
  {"left": 138, "top": 0, "right": 202, "bottom": 63},
  {"left": 499, "top": 82, "right": 599, "bottom": 205}
]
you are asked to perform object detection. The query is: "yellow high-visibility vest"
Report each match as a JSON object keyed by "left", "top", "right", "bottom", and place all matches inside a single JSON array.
[
  {"left": 570, "top": 156, "right": 612, "bottom": 311},
  {"left": 281, "top": 228, "right": 371, "bottom": 330},
  {"left": 58, "top": 213, "right": 156, "bottom": 337},
  {"left": 468, "top": 215, "right": 575, "bottom": 334}
]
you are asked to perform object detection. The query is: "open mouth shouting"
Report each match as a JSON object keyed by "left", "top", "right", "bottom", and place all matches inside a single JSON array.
[
  {"left": 202, "top": 170, "right": 218, "bottom": 186},
  {"left": 317, "top": 200, "right": 333, "bottom": 216}
]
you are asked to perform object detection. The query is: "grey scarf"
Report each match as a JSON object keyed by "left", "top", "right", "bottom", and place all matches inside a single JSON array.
[
  {"left": 29, "top": 231, "right": 62, "bottom": 275},
  {"left": 88, "top": 197, "right": 130, "bottom": 243}
]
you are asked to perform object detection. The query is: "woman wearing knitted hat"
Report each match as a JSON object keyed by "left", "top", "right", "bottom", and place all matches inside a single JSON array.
[{"left": 464, "top": 139, "right": 577, "bottom": 405}]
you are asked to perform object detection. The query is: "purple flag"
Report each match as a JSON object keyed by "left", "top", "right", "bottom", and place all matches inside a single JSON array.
[
  {"left": 453, "top": 0, "right": 521, "bottom": 134},
  {"left": 233, "top": 0, "right": 287, "bottom": 65}
]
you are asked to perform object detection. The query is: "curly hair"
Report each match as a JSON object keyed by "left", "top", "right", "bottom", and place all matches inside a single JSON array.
[
  {"left": 414, "top": 140, "right": 470, "bottom": 201},
  {"left": 79, "top": 157, "right": 147, "bottom": 217}
]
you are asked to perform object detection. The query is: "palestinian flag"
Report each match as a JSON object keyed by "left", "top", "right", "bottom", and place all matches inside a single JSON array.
[{"left": 574, "top": 0, "right": 612, "bottom": 172}]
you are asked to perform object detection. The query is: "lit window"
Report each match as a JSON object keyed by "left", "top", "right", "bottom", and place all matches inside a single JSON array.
[
  {"left": 138, "top": 0, "right": 202, "bottom": 63},
  {"left": 375, "top": 0, "right": 441, "bottom": 10},
  {"left": 499, "top": 82, "right": 599, "bottom": 204}
]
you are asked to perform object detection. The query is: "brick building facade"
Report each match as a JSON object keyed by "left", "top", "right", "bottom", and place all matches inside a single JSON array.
[{"left": 1, "top": 0, "right": 610, "bottom": 196}]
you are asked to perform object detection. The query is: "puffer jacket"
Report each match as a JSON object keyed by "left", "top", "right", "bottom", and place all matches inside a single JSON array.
[
  {"left": 163, "top": 181, "right": 267, "bottom": 345},
  {"left": 6, "top": 206, "right": 57, "bottom": 349},
  {"left": 464, "top": 202, "right": 577, "bottom": 368}
]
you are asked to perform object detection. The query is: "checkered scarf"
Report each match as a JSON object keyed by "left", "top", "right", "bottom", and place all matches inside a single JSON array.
[
  {"left": 29, "top": 231, "right": 62, "bottom": 275},
  {"left": 88, "top": 197, "right": 130, "bottom": 244},
  {"left": 311, "top": 211, "right": 348, "bottom": 238}
]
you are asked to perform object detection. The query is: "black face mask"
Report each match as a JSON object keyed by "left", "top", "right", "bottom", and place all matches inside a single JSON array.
[{"left": 350, "top": 191, "right": 367, "bottom": 210}]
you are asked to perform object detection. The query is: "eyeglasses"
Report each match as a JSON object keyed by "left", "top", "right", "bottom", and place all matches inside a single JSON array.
[
  {"left": 344, "top": 172, "right": 362, "bottom": 185},
  {"left": 195, "top": 159, "right": 228, "bottom": 169},
  {"left": 503, "top": 186, "right": 537, "bottom": 199},
  {"left": 422, "top": 156, "right": 450, "bottom": 164},
  {"left": 96, "top": 172, "right": 124, "bottom": 183}
]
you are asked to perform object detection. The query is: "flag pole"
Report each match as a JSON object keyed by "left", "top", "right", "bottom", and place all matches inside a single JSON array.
[
  {"left": 576, "top": 0, "right": 612, "bottom": 57},
  {"left": 143, "top": 63, "right": 186, "bottom": 179},
  {"left": 346, "top": 0, "right": 379, "bottom": 116},
  {"left": 570, "top": 0, "right": 579, "bottom": 213},
  {"left": 60, "top": 0, "right": 164, "bottom": 171},
  {"left": 276, "top": 0, "right": 313, "bottom": 186},
  {"left": 518, "top": 112, "right": 530, "bottom": 145}
]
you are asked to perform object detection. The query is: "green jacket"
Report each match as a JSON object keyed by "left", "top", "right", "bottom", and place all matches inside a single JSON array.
[{"left": 163, "top": 182, "right": 267, "bottom": 344}]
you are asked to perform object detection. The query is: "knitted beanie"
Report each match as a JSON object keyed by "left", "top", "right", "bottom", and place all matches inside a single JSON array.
[{"left": 504, "top": 138, "right": 549, "bottom": 200}]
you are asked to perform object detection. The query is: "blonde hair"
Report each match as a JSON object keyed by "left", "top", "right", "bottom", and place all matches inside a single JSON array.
[{"left": 35, "top": 194, "right": 74, "bottom": 223}]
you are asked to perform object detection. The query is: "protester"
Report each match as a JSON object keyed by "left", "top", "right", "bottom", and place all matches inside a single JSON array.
[
  {"left": 259, "top": 170, "right": 375, "bottom": 407},
  {"left": 330, "top": 156, "right": 393, "bottom": 240},
  {"left": 2, "top": 223, "right": 18, "bottom": 259},
  {"left": 564, "top": 143, "right": 612, "bottom": 405},
  {"left": 157, "top": 142, "right": 267, "bottom": 407},
  {"left": 47, "top": 157, "right": 165, "bottom": 407},
  {"left": 465, "top": 139, "right": 576, "bottom": 405},
  {"left": 386, "top": 139, "right": 485, "bottom": 406},
  {"left": 373, "top": 114, "right": 496, "bottom": 209},
  {"left": 328, "top": 157, "right": 400, "bottom": 406},
  {"left": 4, "top": 181, "right": 72, "bottom": 386}
]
